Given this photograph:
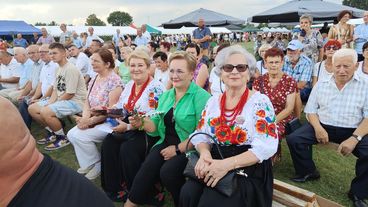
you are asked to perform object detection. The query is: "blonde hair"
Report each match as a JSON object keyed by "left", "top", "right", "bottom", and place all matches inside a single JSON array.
[
  {"left": 127, "top": 49, "right": 151, "bottom": 67},
  {"left": 258, "top": 44, "right": 272, "bottom": 55},
  {"left": 169, "top": 51, "right": 197, "bottom": 72}
]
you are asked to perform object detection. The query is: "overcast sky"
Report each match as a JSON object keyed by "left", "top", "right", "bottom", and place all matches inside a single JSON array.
[{"left": 2, "top": 0, "right": 343, "bottom": 26}]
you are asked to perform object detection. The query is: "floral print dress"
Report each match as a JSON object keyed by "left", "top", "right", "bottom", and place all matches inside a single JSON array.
[{"left": 253, "top": 73, "right": 298, "bottom": 138}]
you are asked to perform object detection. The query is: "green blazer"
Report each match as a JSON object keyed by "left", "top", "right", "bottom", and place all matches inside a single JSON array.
[{"left": 148, "top": 82, "right": 211, "bottom": 146}]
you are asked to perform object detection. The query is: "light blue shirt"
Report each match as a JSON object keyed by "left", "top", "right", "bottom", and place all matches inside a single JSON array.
[
  {"left": 282, "top": 55, "right": 313, "bottom": 83},
  {"left": 19, "top": 59, "right": 34, "bottom": 88},
  {"left": 134, "top": 35, "right": 148, "bottom": 46},
  {"left": 354, "top": 23, "right": 368, "bottom": 54},
  {"left": 72, "top": 37, "right": 83, "bottom": 49}
]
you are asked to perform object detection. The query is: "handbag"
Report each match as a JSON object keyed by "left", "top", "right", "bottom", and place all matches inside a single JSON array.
[
  {"left": 183, "top": 132, "right": 247, "bottom": 197},
  {"left": 285, "top": 118, "right": 302, "bottom": 135}
]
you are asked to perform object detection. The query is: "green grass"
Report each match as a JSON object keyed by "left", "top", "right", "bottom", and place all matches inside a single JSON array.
[{"left": 30, "top": 42, "right": 358, "bottom": 206}]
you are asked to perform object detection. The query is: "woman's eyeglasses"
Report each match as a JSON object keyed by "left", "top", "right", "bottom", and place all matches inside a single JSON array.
[
  {"left": 222, "top": 64, "right": 248, "bottom": 73},
  {"left": 325, "top": 46, "right": 340, "bottom": 51}
]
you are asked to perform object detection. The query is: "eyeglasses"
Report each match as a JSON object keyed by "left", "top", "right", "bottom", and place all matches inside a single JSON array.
[
  {"left": 222, "top": 64, "right": 248, "bottom": 73},
  {"left": 325, "top": 46, "right": 340, "bottom": 51}
]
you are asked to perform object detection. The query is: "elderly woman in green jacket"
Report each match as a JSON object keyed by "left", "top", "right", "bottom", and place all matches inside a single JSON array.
[{"left": 123, "top": 51, "right": 211, "bottom": 207}]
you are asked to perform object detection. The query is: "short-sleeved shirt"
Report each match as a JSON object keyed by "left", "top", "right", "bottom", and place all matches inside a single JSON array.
[
  {"left": 30, "top": 60, "right": 44, "bottom": 90},
  {"left": 37, "top": 35, "right": 55, "bottom": 44},
  {"left": 191, "top": 92, "right": 278, "bottom": 162},
  {"left": 300, "top": 30, "right": 323, "bottom": 63},
  {"left": 18, "top": 59, "right": 34, "bottom": 88},
  {"left": 87, "top": 71, "right": 122, "bottom": 108},
  {"left": 305, "top": 73, "right": 368, "bottom": 128},
  {"left": 0, "top": 58, "right": 21, "bottom": 89},
  {"left": 59, "top": 31, "right": 72, "bottom": 44},
  {"left": 282, "top": 55, "right": 313, "bottom": 83},
  {"left": 134, "top": 36, "right": 148, "bottom": 46},
  {"left": 256, "top": 60, "right": 268, "bottom": 75},
  {"left": 54, "top": 62, "right": 87, "bottom": 107},
  {"left": 192, "top": 27, "right": 212, "bottom": 49},
  {"left": 116, "top": 79, "right": 165, "bottom": 115},
  {"left": 13, "top": 38, "right": 28, "bottom": 48},
  {"left": 154, "top": 69, "right": 169, "bottom": 88},
  {"left": 354, "top": 23, "right": 368, "bottom": 54},
  {"left": 40, "top": 61, "right": 58, "bottom": 96}
]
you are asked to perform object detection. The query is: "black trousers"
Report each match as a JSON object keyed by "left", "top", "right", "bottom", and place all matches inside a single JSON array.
[
  {"left": 128, "top": 143, "right": 188, "bottom": 206},
  {"left": 286, "top": 123, "right": 368, "bottom": 199},
  {"left": 100, "top": 130, "right": 157, "bottom": 193}
]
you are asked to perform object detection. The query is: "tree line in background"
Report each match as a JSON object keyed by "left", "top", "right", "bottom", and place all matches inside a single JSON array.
[
  {"left": 343, "top": 0, "right": 368, "bottom": 10},
  {"left": 34, "top": 11, "right": 133, "bottom": 27}
]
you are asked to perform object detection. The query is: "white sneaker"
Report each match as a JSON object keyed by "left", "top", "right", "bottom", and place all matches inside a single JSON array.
[
  {"left": 85, "top": 163, "right": 101, "bottom": 180},
  {"left": 77, "top": 165, "right": 94, "bottom": 174}
]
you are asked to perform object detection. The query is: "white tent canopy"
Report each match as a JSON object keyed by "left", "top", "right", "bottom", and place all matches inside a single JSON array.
[
  {"left": 35, "top": 26, "right": 138, "bottom": 37},
  {"left": 158, "top": 26, "right": 232, "bottom": 35},
  {"left": 261, "top": 27, "right": 290, "bottom": 33}
]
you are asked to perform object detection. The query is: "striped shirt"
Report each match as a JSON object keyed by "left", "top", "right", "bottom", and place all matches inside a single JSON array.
[
  {"left": 304, "top": 73, "right": 368, "bottom": 128},
  {"left": 282, "top": 55, "right": 313, "bottom": 83}
]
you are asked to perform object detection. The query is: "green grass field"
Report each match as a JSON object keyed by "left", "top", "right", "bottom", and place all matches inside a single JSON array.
[{"left": 30, "top": 42, "right": 360, "bottom": 207}]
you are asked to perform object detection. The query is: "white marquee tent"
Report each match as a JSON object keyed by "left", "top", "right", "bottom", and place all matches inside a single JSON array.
[{"left": 36, "top": 26, "right": 138, "bottom": 37}]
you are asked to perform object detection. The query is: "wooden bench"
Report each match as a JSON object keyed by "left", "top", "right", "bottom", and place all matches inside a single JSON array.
[{"left": 272, "top": 179, "right": 343, "bottom": 207}]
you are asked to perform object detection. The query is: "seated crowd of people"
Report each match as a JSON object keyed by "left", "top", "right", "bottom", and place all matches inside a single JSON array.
[{"left": 1, "top": 13, "right": 368, "bottom": 207}]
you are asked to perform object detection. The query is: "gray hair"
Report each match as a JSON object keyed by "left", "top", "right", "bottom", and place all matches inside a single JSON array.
[
  {"left": 258, "top": 43, "right": 272, "bottom": 55},
  {"left": 214, "top": 45, "right": 257, "bottom": 77},
  {"left": 300, "top": 14, "right": 313, "bottom": 23},
  {"left": 14, "top": 47, "right": 27, "bottom": 55},
  {"left": 332, "top": 49, "right": 357, "bottom": 65}
]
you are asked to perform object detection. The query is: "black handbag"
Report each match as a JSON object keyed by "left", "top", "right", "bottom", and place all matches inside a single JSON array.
[
  {"left": 285, "top": 118, "right": 302, "bottom": 135},
  {"left": 183, "top": 132, "right": 248, "bottom": 197}
]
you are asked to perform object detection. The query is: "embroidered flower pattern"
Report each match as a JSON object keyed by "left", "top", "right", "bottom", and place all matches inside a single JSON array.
[
  {"left": 197, "top": 110, "right": 206, "bottom": 129},
  {"left": 209, "top": 117, "right": 248, "bottom": 145},
  {"left": 255, "top": 108, "right": 278, "bottom": 139}
]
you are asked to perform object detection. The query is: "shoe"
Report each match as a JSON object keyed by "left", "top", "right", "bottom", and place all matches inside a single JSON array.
[
  {"left": 85, "top": 163, "right": 101, "bottom": 180},
  {"left": 37, "top": 130, "right": 56, "bottom": 145},
  {"left": 291, "top": 170, "right": 320, "bottom": 183},
  {"left": 77, "top": 165, "right": 94, "bottom": 174},
  {"left": 44, "top": 135, "right": 70, "bottom": 151},
  {"left": 348, "top": 191, "right": 368, "bottom": 207}
]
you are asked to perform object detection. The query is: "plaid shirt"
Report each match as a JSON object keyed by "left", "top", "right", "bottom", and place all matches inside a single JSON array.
[
  {"left": 304, "top": 73, "right": 368, "bottom": 128},
  {"left": 283, "top": 55, "right": 313, "bottom": 83}
]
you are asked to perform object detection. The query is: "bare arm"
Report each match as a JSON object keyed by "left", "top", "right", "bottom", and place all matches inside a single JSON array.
[
  {"left": 0, "top": 77, "right": 20, "bottom": 84},
  {"left": 276, "top": 92, "right": 296, "bottom": 124},
  {"left": 297, "top": 81, "right": 308, "bottom": 89},
  {"left": 195, "top": 64, "right": 209, "bottom": 88},
  {"left": 59, "top": 93, "right": 74, "bottom": 101}
]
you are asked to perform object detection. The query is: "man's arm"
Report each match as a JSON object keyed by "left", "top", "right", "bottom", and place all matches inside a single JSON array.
[
  {"left": 0, "top": 77, "right": 20, "bottom": 84},
  {"left": 59, "top": 93, "right": 75, "bottom": 101}
]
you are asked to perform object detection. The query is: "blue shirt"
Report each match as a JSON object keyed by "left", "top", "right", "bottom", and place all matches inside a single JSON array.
[
  {"left": 193, "top": 27, "right": 212, "bottom": 49},
  {"left": 13, "top": 38, "right": 28, "bottom": 48},
  {"left": 72, "top": 37, "right": 83, "bottom": 49},
  {"left": 282, "top": 55, "right": 313, "bottom": 83},
  {"left": 354, "top": 23, "right": 368, "bottom": 54},
  {"left": 19, "top": 59, "right": 34, "bottom": 88},
  {"left": 134, "top": 36, "right": 148, "bottom": 46}
]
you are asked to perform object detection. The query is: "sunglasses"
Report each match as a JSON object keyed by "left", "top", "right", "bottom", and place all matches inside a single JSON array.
[
  {"left": 325, "top": 46, "right": 340, "bottom": 51},
  {"left": 222, "top": 64, "right": 248, "bottom": 73}
]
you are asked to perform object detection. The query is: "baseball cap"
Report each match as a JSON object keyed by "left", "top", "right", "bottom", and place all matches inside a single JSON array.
[{"left": 287, "top": 40, "right": 303, "bottom": 50}]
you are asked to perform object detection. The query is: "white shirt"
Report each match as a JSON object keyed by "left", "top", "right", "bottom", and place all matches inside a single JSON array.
[
  {"left": 143, "top": 31, "right": 151, "bottom": 42},
  {"left": 256, "top": 60, "right": 268, "bottom": 75},
  {"left": 85, "top": 34, "right": 104, "bottom": 48},
  {"left": 116, "top": 79, "right": 165, "bottom": 115},
  {"left": 39, "top": 61, "right": 58, "bottom": 96},
  {"left": 71, "top": 52, "right": 91, "bottom": 76},
  {"left": 208, "top": 67, "right": 225, "bottom": 96},
  {"left": 191, "top": 92, "right": 278, "bottom": 162},
  {"left": 313, "top": 60, "right": 333, "bottom": 82},
  {"left": 357, "top": 61, "right": 368, "bottom": 82},
  {"left": 305, "top": 74, "right": 368, "bottom": 128},
  {"left": 0, "top": 58, "right": 21, "bottom": 89},
  {"left": 154, "top": 68, "right": 169, "bottom": 88}
]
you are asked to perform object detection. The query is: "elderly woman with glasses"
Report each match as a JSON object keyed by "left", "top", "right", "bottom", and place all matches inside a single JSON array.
[
  {"left": 123, "top": 51, "right": 210, "bottom": 207},
  {"left": 312, "top": 40, "right": 342, "bottom": 86},
  {"left": 179, "top": 45, "right": 278, "bottom": 207}
]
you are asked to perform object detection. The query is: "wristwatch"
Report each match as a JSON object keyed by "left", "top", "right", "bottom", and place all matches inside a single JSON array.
[
  {"left": 175, "top": 144, "right": 181, "bottom": 155},
  {"left": 352, "top": 134, "right": 363, "bottom": 142}
]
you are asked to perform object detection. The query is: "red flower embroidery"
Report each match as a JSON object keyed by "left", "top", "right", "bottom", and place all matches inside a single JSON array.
[
  {"left": 232, "top": 127, "right": 247, "bottom": 144},
  {"left": 210, "top": 117, "right": 222, "bottom": 127},
  {"left": 267, "top": 123, "right": 277, "bottom": 139},
  {"left": 215, "top": 125, "right": 232, "bottom": 142},
  {"left": 256, "top": 110, "right": 266, "bottom": 118},
  {"left": 255, "top": 119, "right": 267, "bottom": 134},
  {"left": 149, "top": 92, "right": 155, "bottom": 98},
  {"left": 197, "top": 110, "right": 206, "bottom": 129},
  {"left": 148, "top": 99, "right": 157, "bottom": 109}
]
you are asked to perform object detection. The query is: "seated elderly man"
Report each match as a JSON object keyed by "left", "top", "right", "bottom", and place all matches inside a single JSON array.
[
  {"left": 0, "top": 97, "right": 114, "bottom": 207},
  {"left": 0, "top": 47, "right": 33, "bottom": 104},
  {"left": 286, "top": 49, "right": 368, "bottom": 207},
  {"left": 0, "top": 48, "right": 21, "bottom": 90}
]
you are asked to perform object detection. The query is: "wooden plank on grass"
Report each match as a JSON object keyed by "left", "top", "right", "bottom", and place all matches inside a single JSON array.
[
  {"left": 273, "top": 189, "right": 310, "bottom": 207},
  {"left": 274, "top": 179, "right": 316, "bottom": 203}
]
